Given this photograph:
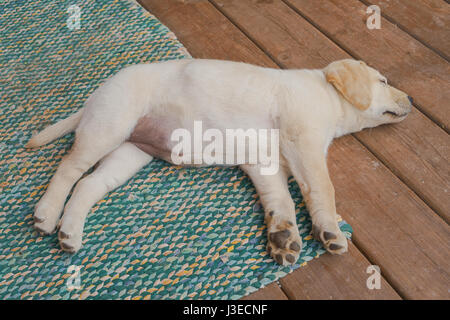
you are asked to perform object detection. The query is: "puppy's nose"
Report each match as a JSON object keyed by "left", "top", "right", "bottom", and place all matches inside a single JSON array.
[{"left": 408, "top": 96, "right": 414, "bottom": 104}]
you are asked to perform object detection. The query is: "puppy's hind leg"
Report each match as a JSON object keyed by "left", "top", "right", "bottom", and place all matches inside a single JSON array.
[
  {"left": 33, "top": 120, "right": 132, "bottom": 235},
  {"left": 57, "top": 142, "right": 152, "bottom": 252}
]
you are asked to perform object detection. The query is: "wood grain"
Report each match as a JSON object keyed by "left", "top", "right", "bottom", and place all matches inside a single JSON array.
[
  {"left": 138, "top": 0, "right": 276, "bottom": 67},
  {"left": 356, "top": 108, "right": 450, "bottom": 223},
  {"left": 363, "top": 0, "right": 450, "bottom": 60},
  {"left": 241, "top": 282, "right": 288, "bottom": 300},
  {"left": 280, "top": 243, "right": 401, "bottom": 299},
  {"left": 329, "top": 135, "right": 450, "bottom": 299},
  {"left": 284, "top": 0, "right": 450, "bottom": 131}
]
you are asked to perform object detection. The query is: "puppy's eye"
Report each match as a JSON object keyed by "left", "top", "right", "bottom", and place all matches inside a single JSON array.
[
  {"left": 383, "top": 110, "right": 397, "bottom": 117},
  {"left": 380, "top": 79, "right": 387, "bottom": 85}
]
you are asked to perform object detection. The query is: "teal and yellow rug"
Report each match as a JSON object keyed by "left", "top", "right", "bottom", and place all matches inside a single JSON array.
[{"left": 0, "top": 0, "right": 352, "bottom": 299}]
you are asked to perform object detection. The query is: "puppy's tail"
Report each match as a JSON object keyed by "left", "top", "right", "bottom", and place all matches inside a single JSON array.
[{"left": 25, "top": 108, "right": 84, "bottom": 148}]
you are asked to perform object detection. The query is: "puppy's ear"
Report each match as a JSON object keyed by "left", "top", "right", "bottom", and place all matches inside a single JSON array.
[{"left": 324, "top": 59, "right": 372, "bottom": 111}]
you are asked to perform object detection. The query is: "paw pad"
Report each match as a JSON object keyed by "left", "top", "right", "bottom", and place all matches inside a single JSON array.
[
  {"left": 269, "top": 229, "right": 290, "bottom": 248},
  {"left": 312, "top": 224, "right": 348, "bottom": 255},
  {"left": 267, "top": 220, "right": 303, "bottom": 266}
]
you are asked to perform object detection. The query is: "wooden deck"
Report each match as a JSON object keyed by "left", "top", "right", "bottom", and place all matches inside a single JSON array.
[{"left": 137, "top": 0, "right": 450, "bottom": 300}]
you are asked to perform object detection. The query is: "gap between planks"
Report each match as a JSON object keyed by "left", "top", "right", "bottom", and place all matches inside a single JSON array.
[{"left": 359, "top": 0, "right": 450, "bottom": 62}]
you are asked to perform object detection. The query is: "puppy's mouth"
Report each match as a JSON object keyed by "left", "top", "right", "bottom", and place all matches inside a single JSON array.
[{"left": 383, "top": 110, "right": 409, "bottom": 118}]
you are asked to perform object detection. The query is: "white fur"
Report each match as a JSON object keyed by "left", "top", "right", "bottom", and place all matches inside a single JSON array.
[{"left": 27, "top": 59, "right": 412, "bottom": 265}]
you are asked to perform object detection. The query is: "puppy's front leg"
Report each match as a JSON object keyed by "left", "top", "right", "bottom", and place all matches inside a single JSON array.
[
  {"left": 282, "top": 137, "right": 348, "bottom": 255},
  {"left": 240, "top": 164, "right": 302, "bottom": 266}
]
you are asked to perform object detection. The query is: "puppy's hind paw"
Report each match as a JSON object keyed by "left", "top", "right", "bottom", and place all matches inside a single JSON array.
[
  {"left": 34, "top": 216, "right": 57, "bottom": 235},
  {"left": 33, "top": 202, "right": 61, "bottom": 235},
  {"left": 58, "top": 230, "right": 82, "bottom": 253}
]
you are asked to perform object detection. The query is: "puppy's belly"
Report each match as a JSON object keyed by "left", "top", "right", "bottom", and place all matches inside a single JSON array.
[
  {"left": 128, "top": 114, "right": 276, "bottom": 167},
  {"left": 128, "top": 115, "right": 211, "bottom": 167},
  {"left": 128, "top": 115, "right": 176, "bottom": 163}
]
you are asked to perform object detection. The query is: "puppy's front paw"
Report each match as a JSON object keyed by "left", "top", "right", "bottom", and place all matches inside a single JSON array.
[
  {"left": 312, "top": 224, "right": 348, "bottom": 254},
  {"left": 266, "top": 216, "right": 302, "bottom": 266}
]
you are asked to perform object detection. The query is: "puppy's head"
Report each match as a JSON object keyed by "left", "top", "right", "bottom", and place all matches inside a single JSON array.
[{"left": 324, "top": 59, "right": 412, "bottom": 128}]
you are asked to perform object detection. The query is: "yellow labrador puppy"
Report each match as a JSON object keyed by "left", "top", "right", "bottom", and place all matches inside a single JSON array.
[{"left": 26, "top": 59, "right": 412, "bottom": 265}]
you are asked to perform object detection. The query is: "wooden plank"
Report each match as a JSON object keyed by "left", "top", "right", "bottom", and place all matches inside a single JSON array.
[
  {"left": 329, "top": 136, "right": 450, "bottom": 299},
  {"left": 363, "top": 0, "right": 450, "bottom": 60},
  {"left": 137, "top": 0, "right": 276, "bottom": 67},
  {"left": 211, "top": 0, "right": 450, "bottom": 299},
  {"left": 241, "top": 283, "right": 288, "bottom": 300},
  {"left": 139, "top": 0, "right": 402, "bottom": 300},
  {"left": 284, "top": 0, "right": 450, "bottom": 131},
  {"left": 212, "top": 0, "right": 349, "bottom": 67},
  {"left": 211, "top": 0, "right": 450, "bottom": 222},
  {"left": 280, "top": 243, "right": 401, "bottom": 300},
  {"left": 356, "top": 108, "right": 450, "bottom": 223}
]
